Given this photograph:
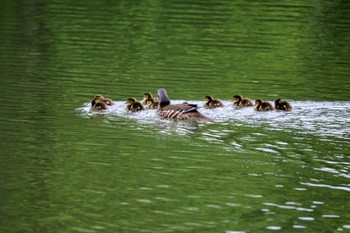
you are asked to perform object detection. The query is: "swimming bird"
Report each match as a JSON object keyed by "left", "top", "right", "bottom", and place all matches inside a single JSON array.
[
  {"left": 91, "top": 94, "right": 114, "bottom": 107},
  {"left": 204, "top": 95, "right": 224, "bottom": 108},
  {"left": 232, "top": 95, "right": 253, "bottom": 107},
  {"left": 142, "top": 92, "right": 158, "bottom": 105},
  {"left": 157, "top": 88, "right": 211, "bottom": 120},
  {"left": 146, "top": 98, "right": 159, "bottom": 109},
  {"left": 255, "top": 100, "right": 275, "bottom": 111},
  {"left": 90, "top": 101, "right": 108, "bottom": 111},
  {"left": 125, "top": 98, "right": 145, "bottom": 112},
  {"left": 274, "top": 98, "right": 292, "bottom": 111},
  {"left": 90, "top": 94, "right": 113, "bottom": 111}
]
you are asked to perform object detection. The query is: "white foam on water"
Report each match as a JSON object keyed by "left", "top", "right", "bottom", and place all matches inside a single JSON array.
[{"left": 76, "top": 100, "right": 350, "bottom": 139}]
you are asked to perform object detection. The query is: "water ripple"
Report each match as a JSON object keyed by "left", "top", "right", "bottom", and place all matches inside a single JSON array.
[
  {"left": 263, "top": 202, "right": 313, "bottom": 212},
  {"left": 77, "top": 100, "right": 350, "bottom": 140},
  {"left": 300, "top": 182, "right": 350, "bottom": 192}
]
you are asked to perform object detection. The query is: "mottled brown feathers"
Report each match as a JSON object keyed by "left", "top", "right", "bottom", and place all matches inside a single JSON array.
[
  {"left": 126, "top": 98, "right": 145, "bottom": 112},
  {"left": 157, "top": 88, "right": 211, "bottom": 120},
  {"left": 233, "top": 95, "right": 253, "bottom": 107},
  {"left": 275, "top": 98, "right": 292, "bottom": 111},
  {"left": 143, "top": 92, "right": 159, "bottom": 105},
  {"left": 88, "top": 92, "right": 293, "bottom": 116},
  {"left": 146, "top": 98, "right": 159, "bottom": 109},
  {"left": 255, "top": 100, "right": 275, "bottom": 111},
  {"left": 91, "top": 101, "right": 108, "bottom": 111},
  {"left": 204, "top": 96, "right": 224, "bottom": 108},
  {"left": 90, "top": 94, "right": 113, "bottom": 111}
]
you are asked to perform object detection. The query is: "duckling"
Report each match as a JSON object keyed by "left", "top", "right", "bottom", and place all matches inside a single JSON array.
[
  {"left": 91, "top": 94, "right": 114, "bottom": 106},
  {"left": 126, "top": 98, "right": 145, "bottom": 112},
  {"left": 204, "top": 96, "right": 224, "bottom": 109},
  {"left": 146, "top": 98, "right": 159, "bottom": 109},
  {"left": 143, "top": 92, "right": 158, "bottom": 105},
  {"left": 90, "top": 101, "right": 108, "bottom": 112},
  {"left": 255, "top": 100, "right": 275, "bottom": 111},
  {"left": 157, "top": 88, "right": 212, "bottom": 120},
  {"left": 233, "top": 95, "right": 253, "bottom": 107},
  {"left": 275, "top": 98, "right": 292, "bottom": 111},
  {"left": 90, "top": 94, "right": 112, "bottom": 111}
]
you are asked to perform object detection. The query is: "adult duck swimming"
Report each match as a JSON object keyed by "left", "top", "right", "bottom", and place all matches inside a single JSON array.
[{"left": 157, "top": 88, "right": 212, "bottom": 121}]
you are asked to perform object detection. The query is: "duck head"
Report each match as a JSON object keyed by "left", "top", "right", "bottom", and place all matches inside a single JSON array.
[{"left": 157, "top": 88, "right": 170, "bottom": 108}]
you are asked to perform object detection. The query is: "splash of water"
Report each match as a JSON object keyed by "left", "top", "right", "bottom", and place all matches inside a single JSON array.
[{"left": 76, "top": 100, "right": 350, "bottom": 139}]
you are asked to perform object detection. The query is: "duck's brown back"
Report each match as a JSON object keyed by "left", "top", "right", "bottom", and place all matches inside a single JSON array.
[
  {"left": 276, "top": 101, "right": 292, "bottom": 111},
  {"left": 91, "top": 102, "right": 108, "bottom": 111},
  {"left": 240, "top": 98, "right": 253, "bottom": 107},
  {"left": 158, "top": 103, "right": 210, "bottom": 120},
  {"left": 260, "top": 102, "right": 274, "bottom": 111},
  {"left": 103, "top": 98, "right": 114, "bottom": 106},
  {"left": 131, "top": 102, "right": 145, "bottom": 112},
  {"left": 206, "top": 99, "right": 224, "bottom": 108}
]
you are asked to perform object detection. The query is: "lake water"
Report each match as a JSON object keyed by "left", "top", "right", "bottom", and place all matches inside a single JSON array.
[{"left": 1, "top": 1, "right": 350, "bottom": 232}]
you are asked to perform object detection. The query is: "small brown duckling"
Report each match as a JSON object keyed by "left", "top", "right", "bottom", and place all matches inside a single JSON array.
[
  {"left": 126, "top": 98, "right": 145, "bottom": 112},
  {"left": 233, "top": 95, "right": 253, "bottom": 107},
  {"left": 91, "top": 94, "right": 114, "bottom": 106},
  {"left": 143, "top": 92, "right": 158, "bottom": 105},
  {"left": 255, "top": 99, "right": 275, "bottom": 111},
  {"left": 275, "top": 98, "right": 292, "bottom": 111},
  {"left": 90, "top": 101, "right": 108, "bottom": 112},
  {"left": 204, "top": 95, "right": 224, "bottom": 109},
  {"left": 146, "top": 98, "right": 159, "bottom": 109},
  {"left": 157, "top": 88, "right": 211, "bottom": 120},
  {"left": 90, "top": 94, "right": 113, "bottom": 111}
]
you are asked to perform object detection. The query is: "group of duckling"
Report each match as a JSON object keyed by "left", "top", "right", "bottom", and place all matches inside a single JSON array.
[
  {"left": 90, "top": 92, "right": 159, "bottom": 112},
  {"left": 205, "top": 95, "right": 292, "bottom": 111},
  {"left": 90, "top": 88, "right": 292, "bottom": 120}
]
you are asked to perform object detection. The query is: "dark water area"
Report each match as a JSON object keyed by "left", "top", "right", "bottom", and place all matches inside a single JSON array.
[{"left": 0, "top": 1, "right": 350, "bottom": 232}]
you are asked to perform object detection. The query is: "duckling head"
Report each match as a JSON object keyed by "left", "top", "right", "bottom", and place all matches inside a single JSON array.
[
  {"left": 255, "top": 99, "right": 262, "bottom": 106},
  {"left": 146, "top": 99, "right": 154, "bottom": 105},
  {"left": 205, "top": 96, "right": 213, "bottom": 102},
  {"left": 274, "top": 98, "right": 281, "bottom": 105},
  {"left": 146, "top": 99, "right": 158, "bottom": 109},
  {"left": 144, "top": 92, "right": 153, "bottom": 99},
  {"left": 95, "top": 102, "right": 107, "bottom": 111},
  {"left": 93, "top": 94, "right": 104, "bottom": 100},
  {"left": 92, "top": 94, "right": 105, "bottom": 105},
  {"left": 143, "top": 92, "right": 152, "bottom": 102},
  {"left": 91, "top": 101, "right": 108, "bottom": 111},
  {"left": 233, "top": 95, "right": 242, "bottom": 101},
  {"left": 126, "top": 98, "right": 137, "bottom": 104}
]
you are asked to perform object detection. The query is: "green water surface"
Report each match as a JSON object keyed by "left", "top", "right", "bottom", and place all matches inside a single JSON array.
[{"left": 0, "top": 1, "right": 349, "bottom": 232}]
